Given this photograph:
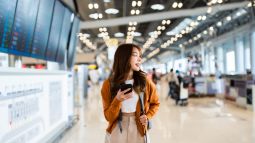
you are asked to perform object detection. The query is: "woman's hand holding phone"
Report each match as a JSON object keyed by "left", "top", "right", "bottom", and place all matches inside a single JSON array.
[{"left": 116, "top": 88, "right": 132, "bottom": 102}]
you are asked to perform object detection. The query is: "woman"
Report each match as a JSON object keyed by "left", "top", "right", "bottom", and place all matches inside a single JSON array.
[{"left": 101, "top": 44, "right": 160, "bottom": 143}]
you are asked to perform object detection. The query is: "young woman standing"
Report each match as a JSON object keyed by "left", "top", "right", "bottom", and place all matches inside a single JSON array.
[{"left": 101, "top": 44, "right": 160, "bottom": 143}]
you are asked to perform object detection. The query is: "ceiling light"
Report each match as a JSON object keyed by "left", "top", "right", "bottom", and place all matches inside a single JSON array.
[
  {"left": 248, "top": 2, "right": 252, "bottom": 7},
  {"left": 178, "top": 2, "right": 183, "bottom": 8},
  {"left": 207, "top": 7, "right": 212, "bottom": 13},
  {"left": 151, "top": 4, "right": 165, "bottom": 10},
  {"left": 114, "top": 32, "right": 124, "bottom": 37},
  {"left": 128, "top": 27, "right": 132, "bottom": 31},
  {"left": 202, "top": 16, "right": 206, "bottom": 20},
  {"left": 132, "top": 1, "right": 137, "bottom": 7},
  {"left": 157, "top": 31, "right": 161, "bottom": 35},
  {"left": 218, "top": 0, "right": 223, "bottom": 4},
  {"left": 161, "top": 26, "right": 166, "bottom": 30},
  {"left": 133, "top": 32, "right": 142, "bottom": 36},
  {"left": 98, "top": 13, "right": 103, "bottom": 19},
  {"left": 197, "top": 16, "right": 202, "bottom": 21},
  {"left": 88, "top": 3, "right": 93, "bottom": 9},
  {"left": 226, "top": 16, "right": 231, "bottom": 21},
  {"left": 104, "top": 0, "right": 111, "bottom": 2},
  {"left": 212, "top": 0, "right": 217, "bottom": 4},
  {"left": 209, "top": 26, "right": 214, "bottom": 31},
  {"left": 162, "top": 20, "right": 166, "bottom": 25},
  {"left": 129, "top": 22, "right": 133, "bottom": 26},
  {"left": 132, "top": 27, "right": 136, "bottom": 31},
  {"left": 197, "top": 34, "right": 201, "bottom": 38},
  {"left": 133, "top": 22, "right": 137, "bottom": 25},
  {"left": 157, "top": 26, "right": 161, "bottom": 30},
  {"left": 82, "top": 33, "right": 90, "bottom": 37},
  {"left": 131, "top": 9, "right": 135, "bottom": 15},
  {"left": 217, "top": 21, "right": 222, "bottom": 27},
  {"left": 136, "top": 10, "right": 140, "bottom": 15},
  {"left": 89, "top": 13, "right": 99, "bottom": 19},
  {"left": 105, "top": 8, "right": 119, "bottom": 14},
  {"left": 203, "top": 30, "right": 208, "bottom": 34},
  {"left": 189, "top": 39, "right": 192, "bottom": 43},
  {"left": 166, "top": 20, "right": 171, "bottom": 25},
  {"left": 137, "top": 1, "right": 142, "bottom": 7},
  {"left": 172, "top": 2, "right": 178, "bottom": 8},
  {"left": 103, "top": 27, "right": 107, "bottom": 32},
  {"left": 94, "top": 3, "right": 99, "bottom": 9}
]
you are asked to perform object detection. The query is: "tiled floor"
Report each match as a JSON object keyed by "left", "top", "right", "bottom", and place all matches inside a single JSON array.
[{"left": 58, "top": 82, "right": 255, "bottom": 143}]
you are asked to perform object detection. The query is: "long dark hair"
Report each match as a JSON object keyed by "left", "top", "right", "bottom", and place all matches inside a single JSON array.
[{"left": 109, "top": 44, "right": 146, "bottom": 100}]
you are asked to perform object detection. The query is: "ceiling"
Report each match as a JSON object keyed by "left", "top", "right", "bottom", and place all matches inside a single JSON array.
[{"left": 62, "top": 0, "right": 254, "bottom": 64}]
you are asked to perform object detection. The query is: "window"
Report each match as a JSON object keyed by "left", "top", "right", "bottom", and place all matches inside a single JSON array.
[{"left": 226, "top": 50, "right": 235, "bottom": 73}]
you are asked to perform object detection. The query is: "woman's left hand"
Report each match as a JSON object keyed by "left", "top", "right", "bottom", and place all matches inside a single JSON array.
[{"left": 139, "top": 115, "right": 148, "bottom": 126}]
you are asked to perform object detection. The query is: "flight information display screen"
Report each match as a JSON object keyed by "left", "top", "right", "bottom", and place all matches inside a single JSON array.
[
  {"left": 56, "top": 9, "right": 72, "bottom": 63},
  {"left": 45, "top": 1, "right": 65, "bottom": 62},
  {"left": 30, "top": 0, "right": 55, "bottom": 59},
  {"left": 0, "top": 0, "right": 17, "bottom": 53},
  {"left": 9, "top": 0, "right": 40, "bottom": 56},
  {"left": 67, "top": 16, "right": 80, "bottom": 69}
]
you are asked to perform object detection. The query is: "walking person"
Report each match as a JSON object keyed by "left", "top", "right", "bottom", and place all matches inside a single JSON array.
[
  {"left": 166, "top": 69, "right": 179, "bottom": 101},
  {"left": 101, "top": 44, "right": 160, "bottom": 143}
]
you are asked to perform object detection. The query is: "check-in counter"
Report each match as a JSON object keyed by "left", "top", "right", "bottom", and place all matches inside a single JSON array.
[{"left": 222, "top": 74, "right": 254, "bottom": 109}]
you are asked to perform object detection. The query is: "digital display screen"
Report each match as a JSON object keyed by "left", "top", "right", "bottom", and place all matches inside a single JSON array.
[
  {"left": 9, "top": 0, "right": 40, "bottom": 56},
  {"left": 67, "top": 16, "right": 80, "bottom": 69},
  {"left": 56, "top": 8, "right": 72, "bottom": 63},
  {"left": 45, "top": 1, "right": 65, "bottom": 61},
  {"left": 0, "top": 0, "right": 18, "bottom": 53},
  {"left": 30, "top": 0, "right": 55, "bottom": 59}
]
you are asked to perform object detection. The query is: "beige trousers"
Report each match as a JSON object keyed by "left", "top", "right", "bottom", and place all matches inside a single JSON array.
[{"left": 105, "top": 113, "right": 146, "bottom": 143}]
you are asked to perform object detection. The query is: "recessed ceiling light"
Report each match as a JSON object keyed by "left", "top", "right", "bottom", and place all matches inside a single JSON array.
[
  {"left": 132, "top": 1, "right": 137, "bottom": 7},
  {"left": 131, "top": 9, "right": 135, "bottom": 15},
  {"left": 88, "top": 3, "right": 93, "bottom": 9},
  {"left": 105, "top": 8, "right": 119, "bottom": 14},
  {"left": 89, "top": 13, "right": 99, "bottom": 19},
  {"left": 114, "top": 32, "right": 124, "bottom": 37},
  {"left": 172, "top": 2, "right": 178, "bottom": 8},
  {"left": 178, "top": 2, "right": 183, "bottom": 8},
  {"left": 137, "top": 1, "right": 142, "bottom": 7},
  {"left": 94, "top": 3, "right": 99, "bottom": 9},
  {"left": 151, "top": 4, "right": 165, "bottom": 10},
  {"left": 217, "top": 21, "right": 222, "bottom": 27},
  {"left": 226, "top": 16, "right": 231, "bottom": 21}
]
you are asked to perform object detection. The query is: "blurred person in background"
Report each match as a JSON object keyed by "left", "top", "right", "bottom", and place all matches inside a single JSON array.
[{"left": 166, "top": 69, "right": 179, "bottom": 100}]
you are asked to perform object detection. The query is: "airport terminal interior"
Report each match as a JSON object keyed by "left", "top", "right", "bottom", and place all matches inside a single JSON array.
[{"left": 0, "top": 0, "right": 255, "bottom": 143}]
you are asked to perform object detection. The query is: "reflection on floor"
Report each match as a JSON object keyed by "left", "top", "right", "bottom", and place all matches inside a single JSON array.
[{"left": 58, "top": 82, "right": 254, "bottom": 143}]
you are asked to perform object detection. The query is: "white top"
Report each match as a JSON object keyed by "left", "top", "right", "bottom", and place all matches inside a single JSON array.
[{"left": 121, "top": 79, "right": 139, "bottom": 113}]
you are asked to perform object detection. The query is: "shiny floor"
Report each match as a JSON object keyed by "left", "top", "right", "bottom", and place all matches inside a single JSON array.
[{"left": 58, "top": 82, "right": 255, "bottom": 143}]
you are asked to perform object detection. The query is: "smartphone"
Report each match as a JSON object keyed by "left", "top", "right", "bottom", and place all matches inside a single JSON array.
[{"left": 120, "top": 84, "right": 132, "bottom": 94}]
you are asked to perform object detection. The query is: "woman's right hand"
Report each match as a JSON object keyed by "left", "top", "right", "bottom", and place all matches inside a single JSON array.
[{"left": 116, "top": 88, "right": 132, "bottom": 102}]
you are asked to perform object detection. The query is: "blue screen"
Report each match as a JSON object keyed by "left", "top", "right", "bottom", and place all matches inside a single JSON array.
[
  {"left": 9, "top": 0, "right": 40, "bottom": 56},
  {"left": 0, "top": 0, "right": 17, "bottom": 53},
  {"left": 30, "top": 0, "right": 55, "bottom": 59},
  {"left": 45, "top": 1, "right": 65, "bottom": 62},
  {"left": 56, "top": 8, "right": 72, "bottom": 63},
  {"left": 67, "top": 16, "right": 79, "bottom": 69}
]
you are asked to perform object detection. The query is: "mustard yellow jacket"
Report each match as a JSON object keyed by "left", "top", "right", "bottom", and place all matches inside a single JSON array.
[{"left": 101, "top": 78, "right": 160, "bottom": 136}]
